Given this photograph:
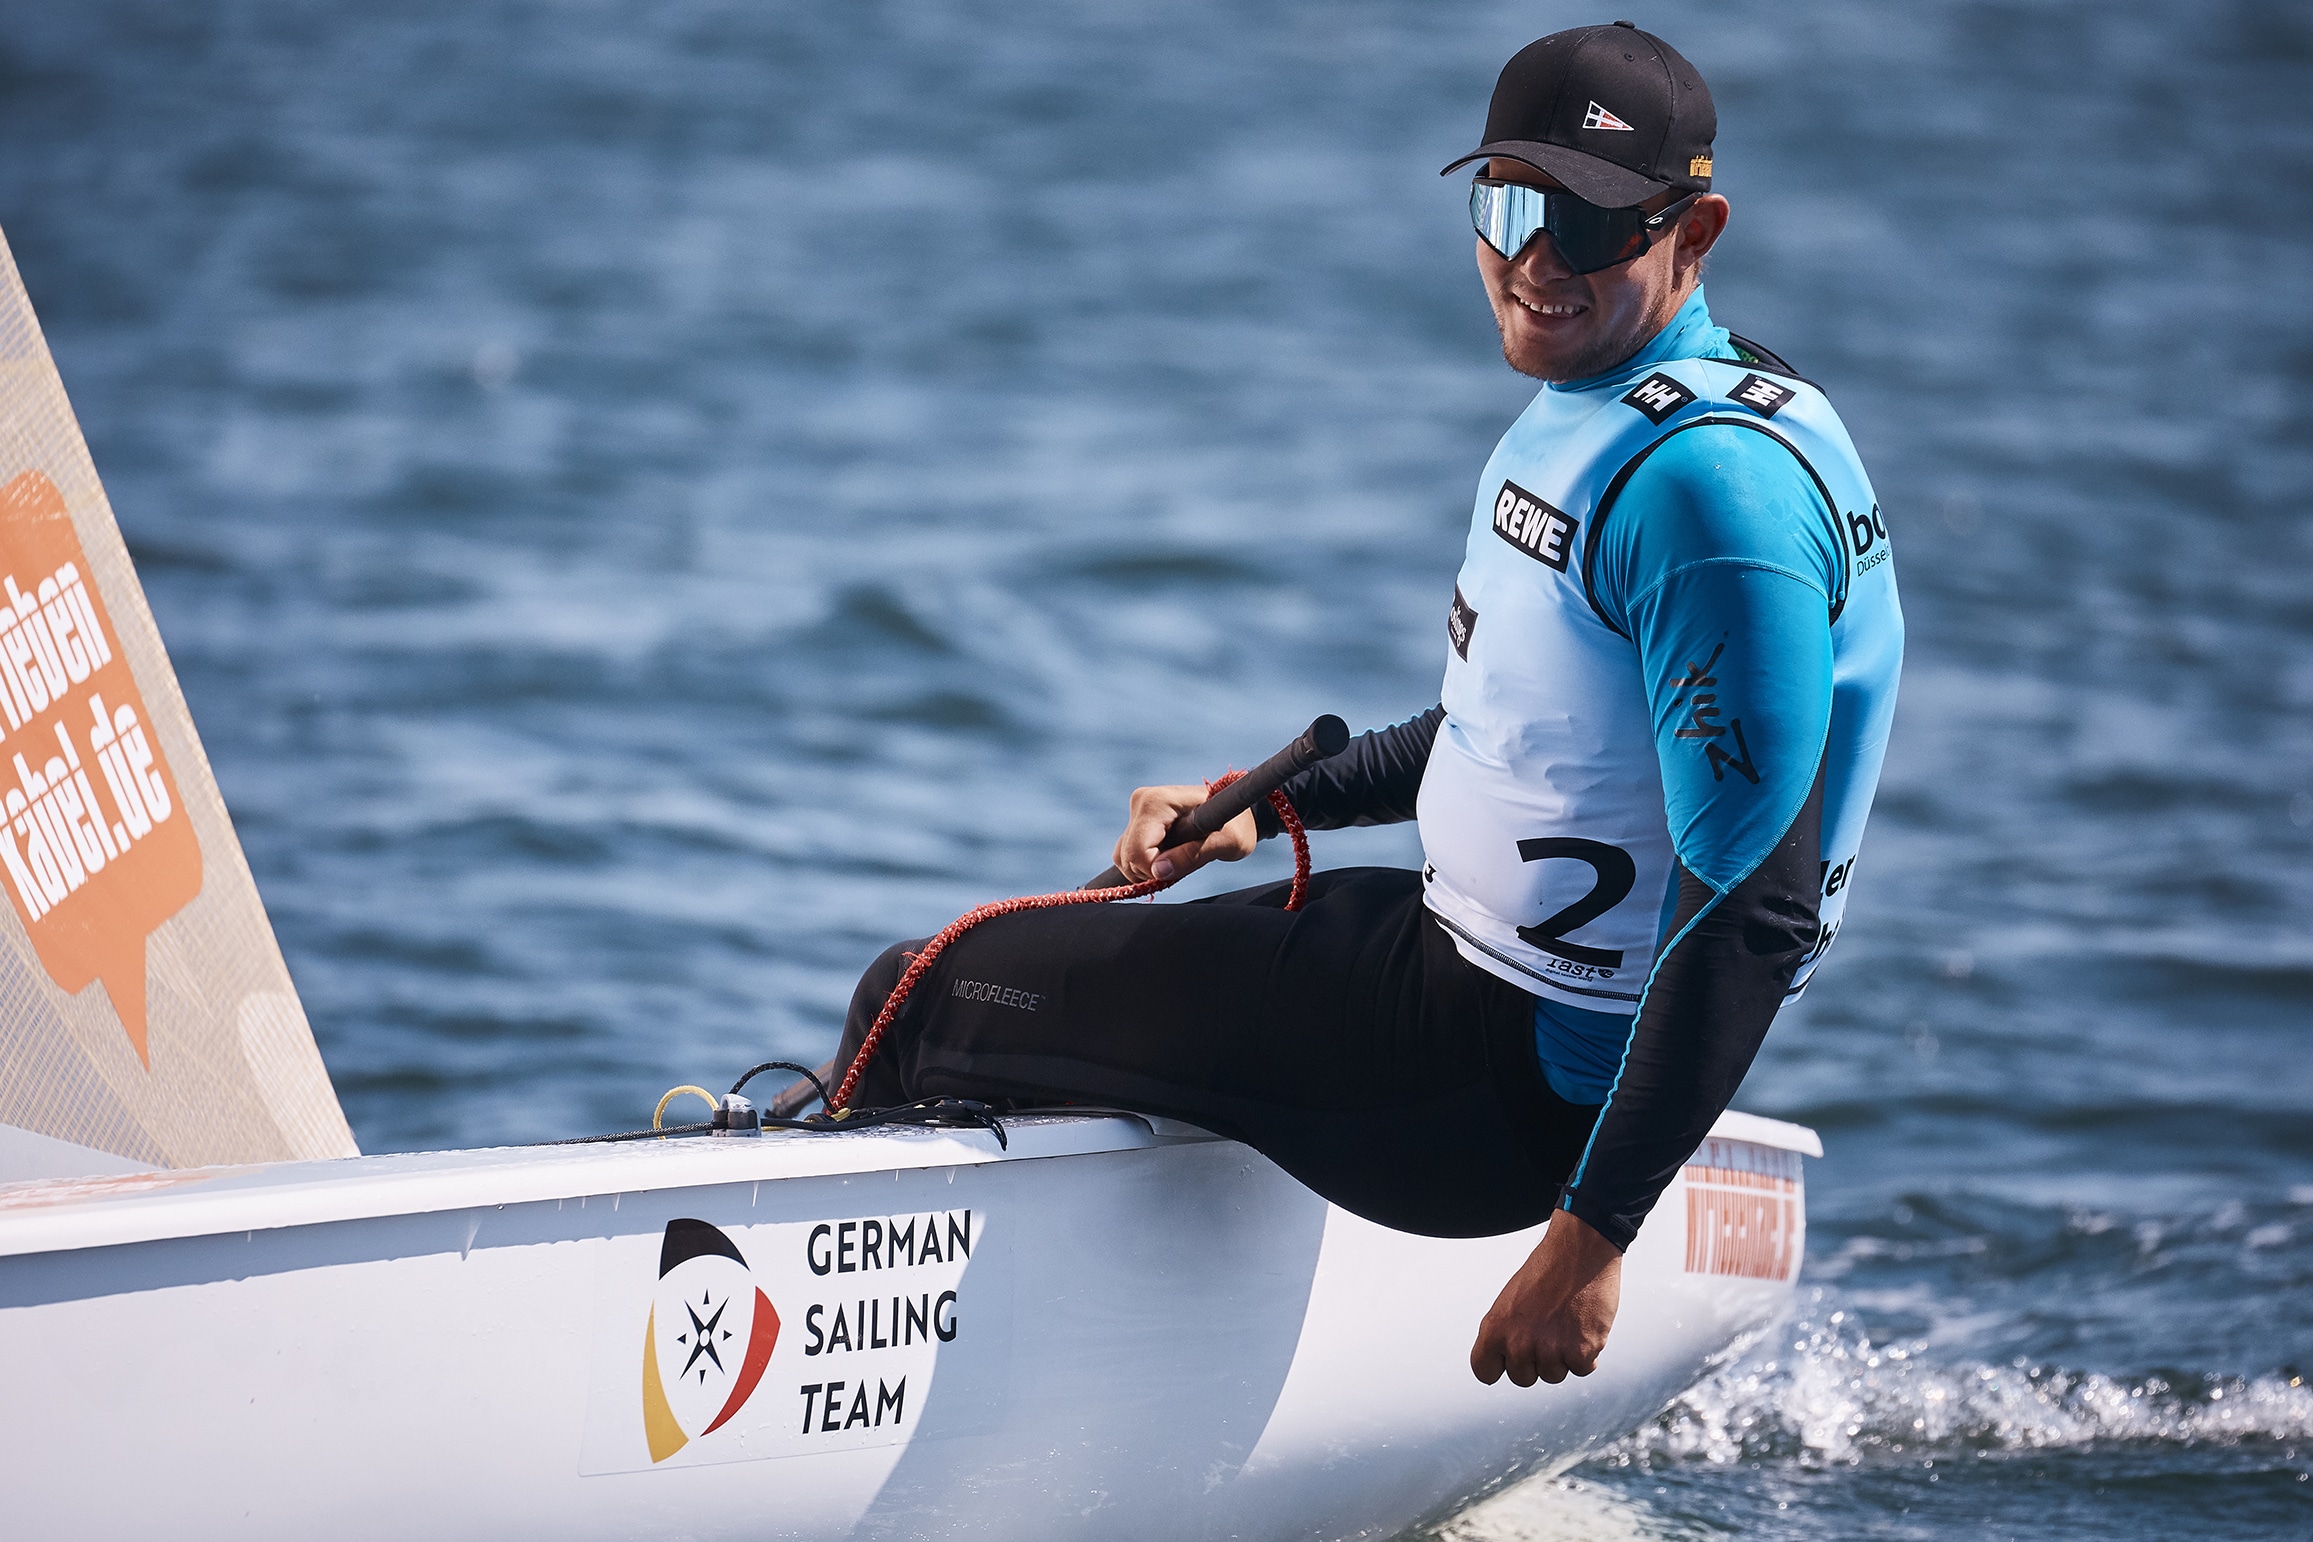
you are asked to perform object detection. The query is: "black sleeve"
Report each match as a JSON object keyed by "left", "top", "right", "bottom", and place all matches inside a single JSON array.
[
  {"left": 1558, "top": 761, "right": 1824, "bottom": 1251},
  {"left": 1253, "top": 705, "right": 1444, "bottom": 838}
]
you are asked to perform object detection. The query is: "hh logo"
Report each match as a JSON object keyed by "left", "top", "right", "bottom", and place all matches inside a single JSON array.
[
  {"left": 1621, "top": 372, "right": 1695, "bottom": 425},
  {"left": 1447, "top": 585, "right": 1478, "bottom": 660},
  {"left": 1492, "top": 481, "right": 1577, "bottom": 572},
  {"left": 1731, "top": 373, "right": 1796, "bottom": 418},
  {"left": 642, "top": 1219, "right": 780, "bottom": 1463}
]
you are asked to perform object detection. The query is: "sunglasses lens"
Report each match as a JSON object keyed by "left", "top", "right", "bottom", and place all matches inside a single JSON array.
[
  {"left": 1562, "top": 219, "right": 1645, "bottom": 272},
  {"left": 1470, "top": 180, "right": 1544, "bottom": 261}
]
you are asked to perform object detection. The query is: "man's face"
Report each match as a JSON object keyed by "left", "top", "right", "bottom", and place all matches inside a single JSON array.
[{"left": 1475, "top": 158, "right": 1729, "bottom": 383}]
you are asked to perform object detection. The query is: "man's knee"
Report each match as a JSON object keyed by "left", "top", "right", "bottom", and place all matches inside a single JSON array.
[
  {"left": 860, "top": 933, "right": 929, "bottom": 994},
  {"left": 845, "top": 937, "right": 932, "bottom": 1038},
  {"left": 862, "top": 938, "right": 917, "bottom": 995}
]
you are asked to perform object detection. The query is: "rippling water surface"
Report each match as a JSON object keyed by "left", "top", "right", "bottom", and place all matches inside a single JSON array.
[{"left": 4, "top": 1, "right": 2309, "bottom": 1534}]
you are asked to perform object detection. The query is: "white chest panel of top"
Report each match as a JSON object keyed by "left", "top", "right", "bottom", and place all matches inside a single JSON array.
[{"left": 1419, "top": 380, "right": 1673, "bottom": 1009}]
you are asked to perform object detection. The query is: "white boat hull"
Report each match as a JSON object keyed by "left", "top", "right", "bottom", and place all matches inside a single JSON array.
[{"left": 0, "top": 1110, "right": 1813, "bottom": 1540}]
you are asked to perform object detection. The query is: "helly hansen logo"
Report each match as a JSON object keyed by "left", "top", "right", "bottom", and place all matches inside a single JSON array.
[
  {"left": 1731, "top": 373, "right": 1796, "bottom": 418},
  {"left": 1622, "top": 372, "right": 1695, "bottom": 424},
  {"left": 1492, "top": 481, "right": 1577, "bottom": 572},
  {"left": 1447, "top": 585, "right": 1478, "bottom": 660}
]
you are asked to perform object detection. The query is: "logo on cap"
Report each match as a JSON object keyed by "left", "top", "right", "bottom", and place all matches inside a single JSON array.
[
  {"left": 1689, "top": 155, "right": 1713, "bottom": 178},
  {"left": 1582, "top": 101, "right": 1635, "bottom": 132}
]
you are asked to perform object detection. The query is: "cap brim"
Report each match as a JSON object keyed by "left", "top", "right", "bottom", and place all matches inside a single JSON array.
[{"left": 1438, "top": 140, "right": 1669, "bottom": 208}]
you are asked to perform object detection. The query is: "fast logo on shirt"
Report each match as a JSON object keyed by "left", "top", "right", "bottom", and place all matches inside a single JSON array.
[
  {"left": 1731, "top": 373, "right": 1796, "bottom": 419},
  {"left": 1492, "top": 481, "right": 1577, "bottom": 572},
  {"left": 1621, "top": 372, "right": 1695, "bottom": 425},
  {"left": 1667, "top": 641, "right": 1761, "bottom": 785}
]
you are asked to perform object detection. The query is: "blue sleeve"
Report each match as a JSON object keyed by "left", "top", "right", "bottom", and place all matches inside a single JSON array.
[
  {"left": 1629, "top": 564, "right": 1833, "bottom": 889},
  {"left": 1594, "top": 422, "right": 1842, "bottom": 887},
  {"left": 1560, "top": 423, "right": 1839, "bottom": 1249}
]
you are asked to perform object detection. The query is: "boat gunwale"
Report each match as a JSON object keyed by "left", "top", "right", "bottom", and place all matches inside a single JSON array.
[{"left": 0, "top": 1108, "right": 1818, "bottom": 1261}]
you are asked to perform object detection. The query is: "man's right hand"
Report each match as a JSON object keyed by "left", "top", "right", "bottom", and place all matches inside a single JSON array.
[
  {"left": 1109, "top": 784, "right": 1260, "bottom": 885},
  {"left": 1469, "top": 1210, "right": 1623, "bottom": 1386}
]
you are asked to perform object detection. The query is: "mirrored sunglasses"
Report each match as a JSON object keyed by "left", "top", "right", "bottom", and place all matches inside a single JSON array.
[{"left": 1469, "top": 178, "right": 1697, "bottom": 276}]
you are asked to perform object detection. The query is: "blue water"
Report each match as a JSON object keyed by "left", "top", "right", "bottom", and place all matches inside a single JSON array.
[{"left": 4, "top": 1, "right": 2309, "bottom": 1535}]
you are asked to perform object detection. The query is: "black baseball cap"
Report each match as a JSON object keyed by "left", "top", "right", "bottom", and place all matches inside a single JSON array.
[{"left": 1441, "top": 22, "right": 1716, "bottom": 208}]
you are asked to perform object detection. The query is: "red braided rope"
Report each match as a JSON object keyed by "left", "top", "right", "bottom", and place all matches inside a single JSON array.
[
  {"left": 1269, "top": 780, "right": 1311, "bottom": 913},
  {"left": 828, "top": 777, "right": 1310, "bottom": 1113}
]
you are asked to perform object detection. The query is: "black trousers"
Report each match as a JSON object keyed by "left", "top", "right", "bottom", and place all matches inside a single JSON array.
[{"left": 837, "top": 866, "right": 1603, "bottom": 1239}]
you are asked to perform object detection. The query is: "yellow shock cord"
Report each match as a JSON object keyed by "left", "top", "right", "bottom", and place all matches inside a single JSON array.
[{"left": 653, "top": 1084, "right": 719, "bottom": 1133}]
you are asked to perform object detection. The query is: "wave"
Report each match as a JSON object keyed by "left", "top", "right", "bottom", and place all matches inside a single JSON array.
[
  {"left": 1423, "top": 1477, "right": 1695, "bottom": 1542},
  {"left": 1587, "top": 1293, "right": 2313, "bottom": 1470}
]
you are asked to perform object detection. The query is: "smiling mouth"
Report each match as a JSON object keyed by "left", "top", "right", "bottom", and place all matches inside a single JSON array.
[{"left": 1513, "top": 294, "right": 1585, "bottom": 319}]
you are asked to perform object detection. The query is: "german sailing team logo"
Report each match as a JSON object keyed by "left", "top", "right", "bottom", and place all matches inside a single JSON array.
[{"left": 641, "top": 1218, "right": 781, "bottom": 1463}]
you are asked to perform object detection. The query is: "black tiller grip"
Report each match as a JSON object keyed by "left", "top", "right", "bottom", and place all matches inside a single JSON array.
[{"left": 1083, "top": 714, "right": 1351, "bottom": 890}]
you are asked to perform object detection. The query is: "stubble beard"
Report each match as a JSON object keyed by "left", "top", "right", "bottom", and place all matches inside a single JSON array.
[{"left": 1498, "top": 320, "right": 1626, "bottom": 386}]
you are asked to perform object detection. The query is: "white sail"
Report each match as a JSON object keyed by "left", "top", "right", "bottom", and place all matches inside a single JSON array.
[{"left": 0, "top": 230, "right": 354, "bottom": 1178}]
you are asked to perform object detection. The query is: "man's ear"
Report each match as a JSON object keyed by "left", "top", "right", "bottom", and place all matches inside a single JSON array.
[{"left": 1674, "top": 195, "right": 1731, "bottom": 279}]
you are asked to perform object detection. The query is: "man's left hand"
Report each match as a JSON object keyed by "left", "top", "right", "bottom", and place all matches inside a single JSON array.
[{"left": 1469, "top": 1209, "right": 1622, "bottom": 1386}]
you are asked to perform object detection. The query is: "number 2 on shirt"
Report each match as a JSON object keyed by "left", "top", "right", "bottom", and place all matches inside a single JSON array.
[{"left": 1515, "top": 838, "right": 1636, "bottom": 969}]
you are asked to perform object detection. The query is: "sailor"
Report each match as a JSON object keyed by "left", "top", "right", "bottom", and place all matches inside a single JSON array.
[{"left": 835, "top": 22, "right": 1902, "bottom": 1389}]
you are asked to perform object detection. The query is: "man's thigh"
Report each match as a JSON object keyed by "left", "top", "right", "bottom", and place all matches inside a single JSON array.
[
  {"left": 852, "top": 866, "right": 1582, "bottom": 1237},
  {"left": 884, "top": 867, "right": 1430, "bottom": 1107}
]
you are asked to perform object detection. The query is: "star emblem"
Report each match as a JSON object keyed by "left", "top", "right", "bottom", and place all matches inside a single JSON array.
[{"left": 680, "top": 1290, "right": 731, "bottom": 1381}]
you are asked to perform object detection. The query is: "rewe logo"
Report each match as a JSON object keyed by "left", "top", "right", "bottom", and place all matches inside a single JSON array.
[
  {"left": 1491, "top": 481, "right": 1577, "bottom": 572},
  {"left": 642, "top": 1218, "right": 780, "bottom": 1463},
  {"left": 1583, "top": 101, "right": 1635, "bottom": 132}
]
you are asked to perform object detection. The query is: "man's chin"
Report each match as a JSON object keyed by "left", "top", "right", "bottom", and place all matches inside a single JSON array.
[
  {"left": 1501, "top": 339, "right": 1592, "bottom": 384},
  {"left": 1500, "top": 326, "right": 1623, "bottom": 385},
  {"left": 1500, "top": 340, "right": 1547, "bottom": 381}
]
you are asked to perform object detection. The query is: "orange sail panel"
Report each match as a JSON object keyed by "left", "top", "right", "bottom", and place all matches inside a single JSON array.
[
  {"left": 0, "top": 226, "right": 354, "bottom": 1176},
  {"left": 0, "top": 471, "right": 200, "bottom": 1065}
]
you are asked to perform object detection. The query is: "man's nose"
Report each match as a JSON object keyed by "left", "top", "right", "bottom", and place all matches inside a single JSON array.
[{"left": 1514, "top": 233, "right": 1577, "bottom": 284}]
